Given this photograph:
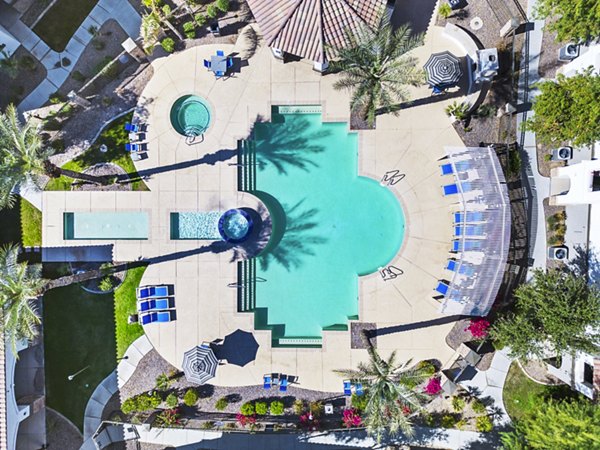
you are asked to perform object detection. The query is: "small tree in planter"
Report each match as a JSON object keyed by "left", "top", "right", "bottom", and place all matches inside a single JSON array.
[
  {"left": 445, "top": 101, "right": 470, "bottom": 122},
  {"left": 240, "top": 402, "right": 255, "bottom": 416},
  {"left": 156, "top": 408, "right": 182, "bottom": 427},
  {"left": 183, "top": 389, "right": 198, "bottom": 407},
  {"left": 255, "top": 401, "right": 268, "bottom": 415},
  {"left": 215, "top": 397, "right": 228, "bottom": 411}
]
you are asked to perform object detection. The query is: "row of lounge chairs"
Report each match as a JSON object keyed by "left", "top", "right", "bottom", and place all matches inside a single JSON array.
[
  {"left": 124, "top": 122, "right": 148, "bottom": 155},
  {"left": 263, "top": 373, "right": 289, "bottom": 392},
  {"left": 343, "top": 380, "right": 364, "bottom": 396},
  {"left": 136, "top": 285, "right": 176, "bottom": 325}
]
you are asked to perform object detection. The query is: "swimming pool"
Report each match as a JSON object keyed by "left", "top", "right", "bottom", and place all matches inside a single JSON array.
[
  {"left": 64, "top": 212, "right": 148, "bottom": 240},
  {"left": 242, "top": 107, "right": 405, "bottom": 341},
  {"left": 170, "top": 95, "right": 212, "bottom": 136},
  {"left": 170, "top": 212, "right": 221, "bottom": 239}
]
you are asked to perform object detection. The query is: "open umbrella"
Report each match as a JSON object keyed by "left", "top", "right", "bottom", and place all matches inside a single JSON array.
[
  {"left": 182, "top": 345, "right": 218, "bottom": 385},
  {"left": 213, "top": 329, "right": 259, "bottom": 367},
  {"left": 424, "top": 51, "right": 462, "bottom": 87}
]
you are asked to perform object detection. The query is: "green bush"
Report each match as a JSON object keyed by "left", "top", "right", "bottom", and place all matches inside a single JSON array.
[
  {"left": 438, "top": 3, "right": 452, "bottom": 19},
  {"left": 240, "top": 401, "right": 255, "bottom": 416},
  {"left": 445, "top": 101, "right": 470, "bottom": 121},
  {"left": 183, "top": 21, "right": 196, "bottom": 39},
  {"left": 270, "top": 400, "right": 284, "bottom": 415},
  {"left": 200, "top": 421, "right": 215, "bottom": 429},
  {"left": 206, "top": 4, "right": 218, "bottom": 18},
  {"left": 194, "top": 14, "right": 207, "bottom": 26},
  {"left": 476, "top": 415, "right": 493, "bottom": 432},
  {"left": 351, "top": 393, "right": 368, "bottom": 412},
  {"left": 472, "top": 399, "right": 487, "bottom": 414},
  {"left": 215, "top": 0, "right": 230, "bottom": 12},
  {"left": 121, "top": 392, "right": 162, "bottom": 414},
  {"left": 72, "top": 70, "right": 87, "bottom": 82},
  {"left": 441, "top": 414, "right": 457, "bottom": 428},
  {"left": 19, "top": 55, "right": 36, "bottom": 71},
  {"left": 99, "top": 276, "right": 114, "bottom": 292},
  {"left": 121, "top": 397, "right": 136, "bottom": 414},
  {"left": 452, "top": 396, "right": 466, "bottom": 412},
  {"left": 293, "top": 399, "right": 305, "bottom": 415},
  {"left": 161, "top": 38, "right": 175, "bottom": 53},
  {"left": 165, "top": 393, "right": 178, "bottom": 408},
  {"left": 456, "top": 418, "right": 468, "bottom": 430},
  {"left": 183, "top": 388, "right": 198, "bottom": 406},
  {"left": 417, "top": 360, "right": 437, "bottom": 377},
  {"left": 255, "top": 401, "right": 267, "bottom": 415},
  {"left": 155, "top": 373, "right": 171, "bottom": 390},
  {"left": 309, "top": 401, "right": 324, "bottom": 418},
  {"left": 215, "top": 397, "right": 228, "bottom": 411}
]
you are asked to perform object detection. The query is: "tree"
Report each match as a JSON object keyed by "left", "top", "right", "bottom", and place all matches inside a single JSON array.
[
  {"left": 329, "top": 15, "right": 423, "bottom": 127},
  {"left": 0, "top": 244, "right": 46, "bottom": 356},
  {"left": 0, "top": 104, "right": 107, "bottom": 207},
  {"left": 524, "top": 69, "right": 600, "bottom": 148},
  {"left": 140, "top": 0, "right": 183, "bottom": 53},
  {"left": 335, "top": 338, "right": 429, "bottom": 441},
  {"left": 490, "top": 269, "right": 600, "bottom": 360},
  {"left": 500, "top": 400, "right": 600, "bottom": 449},
  {"left": 534, "top": 0, "right": 600, "bottom": 43}
]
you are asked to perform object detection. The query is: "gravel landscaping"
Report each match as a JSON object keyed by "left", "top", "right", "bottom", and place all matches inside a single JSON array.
[
  {"left": 519, "top": 359, "right": 564, "bottom": 385},
  {"left": 78, "top": 162, "right": 132, "bottom": 191},
  {"left": 0, "top": 46, "right": 47, "bottom": 109},
  {"left": 45, "top": 408, "right": 83, "bottom": 450}
]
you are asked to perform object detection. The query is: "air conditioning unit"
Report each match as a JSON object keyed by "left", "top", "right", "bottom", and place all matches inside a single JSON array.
[
  {"left": 552, "top": 146, "right": 572, "bottom": 161},
  {"left": 558, "top": 44, "right": 579, "bottom": 61},
  {"left": 548, "top": 246, "right": 568, "bottom": 261}
]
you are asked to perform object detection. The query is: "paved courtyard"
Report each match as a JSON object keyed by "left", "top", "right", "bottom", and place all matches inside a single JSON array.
[{"left": 43, "top": 26, "right": 473, "bottom": 392}]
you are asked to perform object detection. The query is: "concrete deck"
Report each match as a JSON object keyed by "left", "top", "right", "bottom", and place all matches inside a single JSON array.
[{"left": 43, "top": 26, "right": 471, "bottom": 392}]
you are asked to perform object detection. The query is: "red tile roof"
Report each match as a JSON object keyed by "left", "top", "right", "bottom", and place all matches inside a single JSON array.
[{"left": 247, "top": 0, "right": 385, "bottom": 63}]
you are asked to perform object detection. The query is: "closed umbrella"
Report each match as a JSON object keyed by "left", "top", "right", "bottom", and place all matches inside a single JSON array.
[
  {"left": 424, "top": 51, "right": 462, "bottom": 87},
  {"left": 182, "top": 345, "right": 218, "bottom": 385}
]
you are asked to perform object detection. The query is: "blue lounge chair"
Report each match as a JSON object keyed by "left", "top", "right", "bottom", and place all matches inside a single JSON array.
[
  {"left": 263, "top": 374, "right": 272, "bottom": 389},
  {"left": 443, "top": 183, "right": 459, "bottom": 195},
  {"left": 454, "top": 211, "right": 485, "bottom": 223},
  {"left": 455, "top": 225, "right": 484, "bottom": 237},
  {"left": 279, "top": 375, "right": 288, "bottom": 392},
  {"left": 441, "top": 163, "right": 453, "bottom": 175},
  {"left": 154, "top": 298, "right": 173, "bottom": 309},
  {"left": 124, "top": 122, "right": 139, "bottom": 132},
  {"left": 446, "top": 260, "right": 457, "bottom": 271},
  {"left": 226, "top": 57, "right": 233, "bottom": 68},
  {"left": 137, "top": 285, "right": 170, "bottom": 299},
  {"left": 125, "top": 143, "right": 147, "bottom": 153},
  {"left": 138, "top": 299, "right": 156, "bottom": 312},
  {"left": 343, "top": 380, "right": 352, "bottom": 396},
  {"left": 216, "top": 50, "right": 224, "bottom": 56},
  {"left": 157, "top": 310, "right": 174, "bottom": 322},
  {"left": 452, "top": 240, "right": 483, "bottom": 252},
  {"left": 141, "top": 312, "right": 157, "bottom": 325},
  {"left": 355, "top": 383, "right": 364, "bottom": 396},
  {"left": 203, "top": 59, "right": 211, "bottom": 69},
  {"left": 436, "top": 281, "right": 449, "bottom": 296}
]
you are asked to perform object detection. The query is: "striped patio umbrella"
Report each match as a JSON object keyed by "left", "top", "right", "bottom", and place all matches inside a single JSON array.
[
  {"left": 423, "top": 51, "right": 462, "bottom": 87},
  {"left": 182, "top": 345, "right": 218, "bottom": 385}
]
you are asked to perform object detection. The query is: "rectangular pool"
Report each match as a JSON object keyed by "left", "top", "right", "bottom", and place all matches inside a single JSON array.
[
  {"left": 64, "top": 212, "right": 149, "bottom": 240},
  {"left": 170, "top": 212, "right": 221, "bottom": 239}
]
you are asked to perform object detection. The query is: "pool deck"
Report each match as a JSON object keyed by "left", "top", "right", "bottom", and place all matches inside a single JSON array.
[{"left": 42, "top": 25, "right": 471, "bottom": 392}]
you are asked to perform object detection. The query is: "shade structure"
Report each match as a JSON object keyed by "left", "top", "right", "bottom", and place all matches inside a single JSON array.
[
  {"left": 424, "top": 51, "right": 462, "bottom": 87},
  {"left": 213, "top": 329, "right": 259, "bottom": 367},
  {"left": 182, "top": 346, "right": 218, "bottom": 385}
]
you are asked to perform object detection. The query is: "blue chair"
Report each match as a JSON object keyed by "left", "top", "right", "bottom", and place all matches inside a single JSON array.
[
  {"left": 124, "top": 122, "right": 139, "bottom": 132},
  {"left": 216, "top": 50, "right": 224, "bottom": 56},
  {"left": 446, "top": 260, "right": 457, "bottom": 272},
  {"left": 343, "top": 380, "right": 352, "bottom": 396},
  {"left": 455, "top": 225, "right": 483, "bottom": 237},
  {"left": 443, "top": 183, "right": 459, "bottom": 195},
  {"left": 137, "top": 285, "right": 170, "bottom": 299},
  {"left": 226, "top": 57, "right": 233, "bottom": 68},
  {"left": 355, "top": 383, "right": 364, "bottom": 396},
  {"left": 436, "top": 281, "right": 449, "bottom": 296},
  {"left": 157, "top": 310, "right": 174, "bottom": 322},
  {"left": 215, "top": 70, "right": 225, "bottom": 78},
  {"left": 125, "top": 143, "right": 147, "bottom": 153},
  {"left": 441, "top": 163, "right": 453, "bottom": 175},
  {"left": 279, "top": 375, "right": 288, "bottom": 392},
  {"left": 203, "top": 59, "right": 211, "bottom": 69},
  {"left": 263, "top": 374, "right": 272, "bottom": 389},
  {"left": 141, "top": 312, "right": 157, "bottom": 325},
  {"left": 155, "top": 298, "right": 173, "bottom": 309},
  {"left": 138, "top": 299, "right": 156, "bottom": 312},
  {"left": 452, "top": 240, "right": 483, "bottom": 252}
]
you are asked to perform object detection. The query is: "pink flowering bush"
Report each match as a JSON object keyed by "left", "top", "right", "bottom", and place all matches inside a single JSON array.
[
  {"left": 465, "top": 319, "right": 490, "bottom": 339},
  {"left": 236, "top": 413, "right": 256, "bottom": 427},
  {"left": 342, "top": 408, "right": 363, "bottom": 428},
  {"left": 424, "top": 377, "right": 442, "bottom": 395},
  {"left": 299, "top": 412, "right": 320, "bottom": 430}
]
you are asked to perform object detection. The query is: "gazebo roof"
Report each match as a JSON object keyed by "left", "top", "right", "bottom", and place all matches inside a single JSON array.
[{"left": 247, "top": 0, "right": 385, "bottom": 64}]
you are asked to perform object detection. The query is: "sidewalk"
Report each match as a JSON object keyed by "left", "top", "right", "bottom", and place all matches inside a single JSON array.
[{"left": 0, "top": 0, "right": 142, "bottom": 113}]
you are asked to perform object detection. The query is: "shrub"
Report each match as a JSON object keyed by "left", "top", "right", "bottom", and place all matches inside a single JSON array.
[
  {"left": 441, "top": 414, "right": 457, "bottom": 428},
  {"left": 342, "top": 408, "right": 362, "bottom": 428},
  {"left": 255, "top": 401, "right": 267, "bottom": 415},
  {"left": 423, "top": 413, "right": 435, "bottom": 427},
  {"left": 548, "top": 234, "right": 564, "bottom": 246},
  {"left": 215, "top": 397, "right": 228, "bottom": 411},
  {"left": 270, "top": 400, "right": 284, "bottom": 415},
  {"left": 438, "top": 3, "right": 452, "bottom": 19},
  {"left": 155, "top": 373, "right": 171, "bottom": 390},
  {"left": 456, "top": 418, "right": 468, "bottom": 430},
  {"left": 155, "top": 408, "right": 181, "bottom": 427},
  {"left": 476, "top": 415, "right": 493, "bottom": 432},
  {"left": 424, "top": 377, "right": 442, "bottom": 395},
  {"left": 293, "top": 399, "right": 305, "bottom": 415},
  {"left": 544, "top": 153, "right": 552, "bottom": 162},
  {"left": 351, "top": 392, "right": 368, "bottom": 412},
  {"left": 194, "top": 14, "right": 207, "bottom": 26},
  {"left": 99, "top": 276, "right": 114, "bottom": 292},
  {"left": 236, "top": 412, "right": 256, "bottom": 427},
  {"left": 183, "top": 21, "right": 196, "bottom": 39},
  {"left": 445, "top": 101, "right": 470, "bottom": 121},
  {"left": 206, "top": 4, "right": 218, "bottom": 18},
  {"left": 49, "top": 92, "right": 65, "bottom": 104},
  {"left": 215, "top": 0, "right": 230, "bottom": 12},
  {"left": 309, "top": 401, "right": 324, "bottom": 418},
  {"left": 138, "top": 392, "right": 162, "bottom": 410},
  {"left": 88, "top": 25, "right": 99, "bottom": 36},
  {"left": 417, "top": 360, "right": 437, "bottom": 377},
  {"left": 224, "top": 422, "right": 237, "bottom": 429},
  {"left": 472, "top": 399, "right": 487, "bottom": 414},
  {"left": 161, "top": 38, "right": 175, "bottom": 53},
  {"left": 452, "top": 396, "right": 466, "bottom": 412},
  {"left": 240, "top": 401, "right": 255, "bottom": 416},
  {"left": 475, "top": 103, "right": 497, "bottom": 118},
  {"left": 183, "top": 389, "right": 198, "bottom": 406},
  {"left": 72, "top": 70, "right": 87, "bottom": 82},
  {"left": 121, "top": 397, "right": 136, "bottom": 414},
  {"left": 465, "top": 319, "right": 490, "bottom": 339},
  {"left": 165, "top": 393, "right": 178, "bottom": 408},
  {"left": 200, "top": 420, "right": 215, "bottom": 429}
]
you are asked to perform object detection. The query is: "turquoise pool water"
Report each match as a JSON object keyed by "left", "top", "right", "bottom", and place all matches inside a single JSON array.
[
  {"left": 170, "top": 95, "right": 212, "bottom": 136},
  {"left": 64, "top": 212, "right": 148, "bottom": 240},
  {"left": 170, "top": 212, "right": 221, "bottom": 239},
  {"left": 246, "top": 108, "right": 405, "bottom": 339}
]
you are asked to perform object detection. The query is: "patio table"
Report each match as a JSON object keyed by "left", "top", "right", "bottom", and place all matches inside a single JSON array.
[{"left": 210, "top": 55, "right": 227, "bottom": 75}]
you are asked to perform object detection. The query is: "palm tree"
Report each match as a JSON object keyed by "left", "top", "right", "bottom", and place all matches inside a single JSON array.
[
  {"left": 335, "top": 338, "right": 429, "bottom": 441},
  {"left": 329, "top": 15, "right": 424, "bottom": 127},
  {"left": 0, "top": 244, "right": 46, "bottom": 356},
  {"left": 0, "top": 104, "right": 107, "bottom": 208}
]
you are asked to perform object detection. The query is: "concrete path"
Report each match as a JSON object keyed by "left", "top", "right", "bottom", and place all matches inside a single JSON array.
[
  {"left": 82, "top": 370, "right": 118, "bottom": 445},
  {"left": 116, "top": 335, "right": 153, "bottom": 390},
  {"left": 0, "top": 0, "right": 141, "bottom": 113},
  {"left": 516, "top": 0, "right": 547, "bottom": 273}
]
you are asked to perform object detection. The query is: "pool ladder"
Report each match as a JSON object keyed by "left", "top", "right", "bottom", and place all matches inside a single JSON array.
[
  {"left": 236, "top": 259, "right": 257, "bottom": 312},
  {"left": 184, "top": 126, "right": 204, "bottom": 145}
]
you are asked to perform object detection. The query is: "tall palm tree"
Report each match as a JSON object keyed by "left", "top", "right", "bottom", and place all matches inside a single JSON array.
[
  {"left": 335, "top": 339, "right": 429, "bottom": 441},
  {"left": 0, "top": 244, "right": 46, "bottom": 356},
  {"left": 329, "top": 15, "right": 424, "bottom": 127},
  {"left": 0, "top": 104, "right": 107, "bottom": 209}
]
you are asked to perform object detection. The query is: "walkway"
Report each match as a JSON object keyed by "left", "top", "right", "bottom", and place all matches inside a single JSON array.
[
  {"left": 81, "top": 370, "right": 118, "bottom": 448},
  {"left": 516, "top": 0, "right": 547, "bottom": 273},
  {"left": 0, "top": 0, "right": 141, "bottom": 113},
  {"left": 116, "top": 335, "right": 153, "bottom": 389}
]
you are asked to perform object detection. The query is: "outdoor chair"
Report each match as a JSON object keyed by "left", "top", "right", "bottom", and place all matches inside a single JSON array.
[
  {"left": 215, "top": 70, "right": 225, "bottom": 78},
  {"left": 203, "top": 59, "right": 211, "bottom": 69},
  {"left": 443, "top": 183, "right": 459, "bottom": 195},
  {"left": 454, "top": 225, "right": 484, "bottom": 237},
  {"left": 138, "top": 299, "right": 156, "bottom": 312},
  {"left": 125, "top": 143, "right": 148, "bottom": 153},
  {"left": 136, "top": 285, "right": 170, "bottom": 299},
  {"left": 355, "top": 383, "right": 364, "bottom": 396},
  {"left": 263, "top": 374, "right": 272, "bottom": 389},
  {"left": 446, "top": 259, "right": 458, "bottom": 272},
  {"left": 343, "top": 380, "right": 352, "bottom": 396},
  {"left": 226, "top": 57, "right": 233, "bottom": 68},
  {"left": 125, "top": 123, "right": 146, "bottom": 133},
  {"left": 454, "top": 211, "right": 484, "bottom": 223},
  {"left": 452, "top": 240, "right": 483, "bottom": 252},
  {"left": 436, "top": 281, "right": 450, "bottom": 296},
  {"left": 140, "top": 312, "right": 157, "bottom": 325},
  {"left": 440, "top": 163, "right": 453, "bottom": 175},
  {"left": 216, "top": 50, "right": 224, "bottom": 56},
  {"left": 157, "top": 310, "right": 175, "bottom": 322},
  {"left": 279, "top": 375, "right": 288, "bottom": 392}
]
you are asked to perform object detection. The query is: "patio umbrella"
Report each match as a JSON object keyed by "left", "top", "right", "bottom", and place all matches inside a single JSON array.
[
  {"left": 213, "top": 329, "right": 259, "bottom": 367},
  {"left": 182, "top": 345, "right": 219, "bottom": 385},
  {"left": 423, "top": 51, "right": 462, "bottom": 87}
]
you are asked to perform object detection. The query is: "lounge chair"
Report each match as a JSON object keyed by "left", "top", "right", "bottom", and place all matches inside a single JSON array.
[
  {"left": 125, "top": 123, "right": 146, "bottom": 133},
  {"left": 343, "top": 380, "right": 352, "bottom": 396},
  {"left": 454, "top": 211, "right": 484, "bottom": 223},
  {"left": 203, "top": 59, "right": 211, "bottom": 69},
  {"left": 125, "top": 143, "right": 147, "bottom": 153},
  {"left": 443, "top": 183, "right": 459, "bottom": 195},
  {"left": 436, "top": 281, "right": 450, "bottom": 296},
  {"left": 157, "top": 310, "right": 175, "bottom": 322},
  {"left": 263, "top": 374, "right": 272, "bottom": 389},
  {"left": 216, "top": 50, "right": 224, "bottom": 56},
  {"left": 138, "top": 299, "right": 156, "bottom": 312},
  {"left": 452, "top": 240, "right": 482, "bottom": 252},
  {"left": 440, "top": 163, "right": 454, "bottom": 175},
  {"left": 454, "top": 225, "right": 484, "bottom": 237},
  {"left": 446, "top": 260, "right": 458, "bottom": 272},
  {"left": 140, "top": 312, "right": 157, "bottom": 325},
  {"left": 136, "top": 285, "right": 170, "bottom": 299},
  {"left": 355, "top": 382, "right": 364, "bottom": 396},
  {"left": 279, "top": 375, "right": 288, "bottom": 392}
]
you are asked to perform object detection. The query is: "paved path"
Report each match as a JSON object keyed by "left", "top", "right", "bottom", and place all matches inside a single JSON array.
[
  {"left": 516, "top": 0, "right": 547, "bottom": 273},
  {"left": 116, "top": 335, "right": 153, "bottom": 390},
  {"left": 81, "top": 370, "right": 118, "bottom": 448},
  {"left": 0, "top": 0, "right": 141, "bottom": 113}
]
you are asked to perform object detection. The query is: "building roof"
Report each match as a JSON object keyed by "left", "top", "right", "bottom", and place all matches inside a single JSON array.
[{"left": 247, "top": 0, "right": 385, "bottom": 63}]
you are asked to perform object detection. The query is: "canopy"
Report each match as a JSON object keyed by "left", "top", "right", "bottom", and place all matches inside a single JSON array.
[
  {"left": 424, "top": 51, "right": 462, "bottom": 86},
  {"left": 182, "top": 345, "right": 218, "bottom": 385}
]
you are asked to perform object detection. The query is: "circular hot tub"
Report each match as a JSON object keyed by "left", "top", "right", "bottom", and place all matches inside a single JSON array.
[
  {"left": 218, "top": 209, "right": 253, "bottom": 243},
  {"left": 170, "top": 95, "right": 212, "bottom": 137}
]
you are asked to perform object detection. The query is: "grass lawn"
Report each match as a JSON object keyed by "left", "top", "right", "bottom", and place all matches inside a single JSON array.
[
  {"left": 45, "top": 113, "right": 149, "bottom": 191},
  {"left": 32, "top": 0, "right": 99, "bottom": 52},
  {"left": 115, "top": 265, "right": 147, "bottom": 358},
  {"left": 503, "top": 362, "right": 580, "bottom": 422},
  {"left": 20, "top": 199, "right": 42, "bottom": 247}
]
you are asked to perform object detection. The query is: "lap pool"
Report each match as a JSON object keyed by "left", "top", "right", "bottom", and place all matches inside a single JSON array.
[
  {"left": 64, "top": 212, "right": 149, "bottom": 240},
  {"left": 240, "top": 106, "right": 405, "bottom": 343}
]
